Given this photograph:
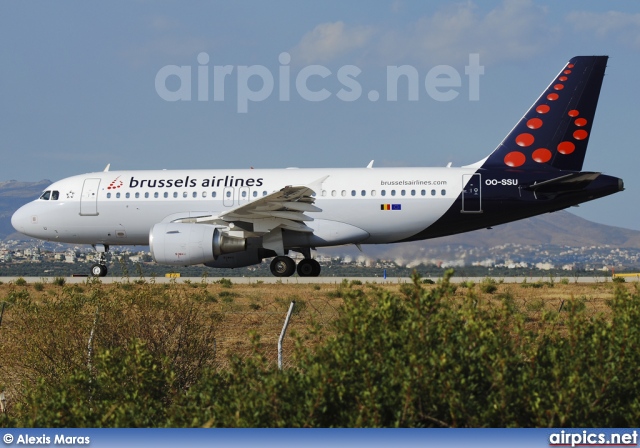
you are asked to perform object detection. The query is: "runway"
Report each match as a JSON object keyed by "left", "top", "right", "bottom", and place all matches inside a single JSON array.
[{"left": 0, "top": 275, "right": 625, "bottom": 284}]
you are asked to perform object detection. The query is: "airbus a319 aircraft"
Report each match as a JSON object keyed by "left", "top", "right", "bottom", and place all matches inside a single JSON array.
[{"left": 12, "top": 56, "right": 623, "bottom": 277}]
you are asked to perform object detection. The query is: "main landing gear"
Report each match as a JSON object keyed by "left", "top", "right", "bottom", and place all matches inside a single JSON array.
[
  {"left": 269, "top": 256, "right": 321, "bottom": 277},
  {"left": 90, "top": 244, "right": 109, "bottom": 277}
]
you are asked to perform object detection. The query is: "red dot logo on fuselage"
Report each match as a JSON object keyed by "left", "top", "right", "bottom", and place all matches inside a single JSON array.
[{"left": 107, "top": 177, "right": 123, "bottom": 190}]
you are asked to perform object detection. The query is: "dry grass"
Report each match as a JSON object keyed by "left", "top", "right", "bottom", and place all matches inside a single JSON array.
[{"left": 0, "top": 277, "right": 636, "bottom": 369}]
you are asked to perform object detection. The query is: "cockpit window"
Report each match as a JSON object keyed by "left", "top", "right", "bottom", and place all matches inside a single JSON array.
[
  {"left": 39, "top": 191, "right": 51, "bottom": 200},
  {"left": 51, "top": 191, "right": 59, "bottom": 200}
]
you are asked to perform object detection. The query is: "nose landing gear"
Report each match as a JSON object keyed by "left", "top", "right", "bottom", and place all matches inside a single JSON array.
[{"left": 90, "top": 244, "right": 109, "bottom": 277}]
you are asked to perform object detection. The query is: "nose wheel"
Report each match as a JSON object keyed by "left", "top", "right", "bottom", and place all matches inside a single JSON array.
[
  {"left": 90, "top": 244, "right": 109, "bottom": 277},
  {"left": 91, "top": 263, "right": 108, "bottom": 277}
]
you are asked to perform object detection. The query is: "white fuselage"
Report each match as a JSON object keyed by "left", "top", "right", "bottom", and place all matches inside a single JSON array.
[{"left": 11, "top": 167, "right": 471, "bottom": 247}]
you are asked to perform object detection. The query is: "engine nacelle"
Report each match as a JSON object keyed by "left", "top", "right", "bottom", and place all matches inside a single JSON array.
[{"left": 149, "top": 223, "right": 246, "bottom": 266}]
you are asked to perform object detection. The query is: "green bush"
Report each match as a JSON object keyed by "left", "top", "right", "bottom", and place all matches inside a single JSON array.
[
  {"left": 53, "top": 277, "right": 66, "bottom": 286},
  {"left": 14, "top": 277, "right": 27, "bottom": 286},
  {"left": 480, "top": 277, "right": 498, "bottom": 294},
  {"left": 7, "top": 272, "right": 640, "bottom": 427}
]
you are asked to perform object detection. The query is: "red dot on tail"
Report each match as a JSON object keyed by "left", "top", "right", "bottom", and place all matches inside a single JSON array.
[
  {"left": 567, "top": 63, "right": 574, "bottom": 68},
  {"left": 516, "top": 133, "right": 534, "bottom": 147},
  {"left": 553, "top": 84, "right": 564, "bottom": 90},
  {"left": 575, "top": 118, "right": 587, "bottom": 127},
  {"left": 557, "top": 141, "right": 575, "bottom": 154},
  {"left": 573, "top": 129, "right": 588, "bottom": 140},
  {"left": 559, "top": 76, "right": 568, "bottom": 81},
  {"left": 564, "top": 70, "right": 572, "bottom": 74},
  {"left": 532, "top": 148, "right": 552, "bottom": 163},
  {"left": 568, "top": 110, "right": 579, "bottom": 117},
  {"left": 536, "top": 104, "right": 550, "bottom": 114},
  {"left": 504, "top": 151, "right": 526, "bottom": 167},
  {"left": 527, "top": 118, "right": 543, "bottom": 129},
  {"left": 547, "top": 93, "right": 559, "bottom": 101}
]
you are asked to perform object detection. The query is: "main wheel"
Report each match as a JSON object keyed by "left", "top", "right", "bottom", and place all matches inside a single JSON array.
[
  {"left": 90, "top": 263, "right": 108, "bottom": 277},
  {"left": 270, "top": 256, "right": 296, "bottom": 277},
  {"left": 297, "top": 259, "right": 321, "bottom": 277}
]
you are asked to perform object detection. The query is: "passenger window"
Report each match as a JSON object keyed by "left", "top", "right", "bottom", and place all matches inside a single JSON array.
[
  {"left": 441, "top": 189, "right": 446, "bottom": 196},
  {"left": 126, "top": 192, "right": 130, "bottom": 199},
  {"left": 381, "top": 190, "right": 386, "bottom": 197},
  {"left": 361, "top": 190, "right": 366, "bottom": 196},
  {"left": 263, "top": 191, "right": 267, "bottom": 196},
  {"left": 193, "top": 192, "right": 197, "bottom": 198},
  {"left": 241, "top": 191, "right": 246, "bottom": 198},
  {"left": 116, "top": 192, "right": 121, "bottom": 199},
  {"left": 212, "top": 191, "right": 217, "bottom": 198},
  {"left": 371, "top": 190, "right": 376, "bottom": 196},
  {"left": 107, "top": 192, "right": 111, "bottom": 199},
  {"left": 183, "top": 192, "right": 188, "bottom": 198},
  {"left": 341, "top": 190, "right": 346, "bottom": 197},
  {"left": 431, "top": 190, "right": 436, "bottom": 196},
  {"left": 40, "top": 191, "right": 51, "bottom": 200},
  {"left": 252, "top": 191, "right": 257, "bottom": 197},
  {"left": 145, "top": 192, "right": 149, "bottom": 198},
  {"left": 225, "top": 191, "right": 231, "bottom": 198},
  {"left": 173, "top": 192, "right": 178, "bottom": 198},
  {"left": 51, "top": 191, "right": 59, "bottom": 200},
  {"left": 351, "top": 190, "right": 356, "bottom": 197},
  {"left": 401, "top": 190, "right": 406, "bottom": 196},
  {"left": 391, "top": 190, "right": 396, "bottom": 196},
  {"left": 321, "top": 190, "right": 327, "bottom": 197},
  {"left": 163, "top": 192, "right": 168, "bottom": 198},
  {"left": 331, "top": 190, "right": 336, "bottom": 197},
  {"left": 421, "top": 189, "right": 426, "bottom": 196},
  {"left": 202, "top": 191, "right": 207, "bottom": 198},
  {"left": 135, "top": 192, "right": 140, "bottom": 198},
  {"left": 411, "top": 190, "right": 416, "bottom": 196},
  {"left": 154, "top": 192, "right": 159, "bottom": 198}
]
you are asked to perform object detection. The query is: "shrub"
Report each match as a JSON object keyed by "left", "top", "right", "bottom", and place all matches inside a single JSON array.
[
  {"left": 216, "top": 278, "right": 233, "bottom": 288},
  {"left": 14, "top": 278, "right": 27, "bottom": 286},
  {"left": 53, "top": 277, "right": 66, "bottom": 286},
  {"left": 480, "top": 277, "right": 498, "bottom": 294}
]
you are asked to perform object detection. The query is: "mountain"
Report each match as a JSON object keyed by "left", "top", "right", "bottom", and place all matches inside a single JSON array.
[
  {"left": 0, "top": 180, "right": 51, "bottom": 239},
  {"left": 324, "top": 211, "right": 640, "bottom": 263},
  {"left": 2, "top": 180, "right": 640, "bottom": 262}
]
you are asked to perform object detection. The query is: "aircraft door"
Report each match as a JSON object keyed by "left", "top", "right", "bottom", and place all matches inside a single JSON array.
[
  {"left": 462, "top": 173, "right": 482, "bottom": 213},
  {"left": 80, "top": 178, "right": 101, "bottom": 216},
  {"left": 223, "top": 187, "right": 234, "bottom": 207}
]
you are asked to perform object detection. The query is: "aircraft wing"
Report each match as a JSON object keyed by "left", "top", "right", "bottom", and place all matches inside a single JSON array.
[{"left": 193, "top": 176, "right": 328, "bottom": 233}]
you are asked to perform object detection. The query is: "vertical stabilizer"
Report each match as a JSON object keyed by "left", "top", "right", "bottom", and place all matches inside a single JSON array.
[{"left": 481, "top": 56, "right": 608, "bottom": 171}]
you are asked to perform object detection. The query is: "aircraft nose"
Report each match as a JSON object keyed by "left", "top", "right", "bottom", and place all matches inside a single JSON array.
[{"left": 11, "top": 205, "right": 32, "bottom": 235}]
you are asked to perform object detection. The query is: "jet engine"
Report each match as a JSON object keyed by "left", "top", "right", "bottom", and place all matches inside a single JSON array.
[{"left": 149, "top": 223, "right": 246, "bottom": 266}]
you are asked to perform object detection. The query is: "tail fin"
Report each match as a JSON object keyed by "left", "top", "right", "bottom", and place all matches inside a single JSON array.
[{"left": 480, "top": 56, "right": 608, "bottom": 171}]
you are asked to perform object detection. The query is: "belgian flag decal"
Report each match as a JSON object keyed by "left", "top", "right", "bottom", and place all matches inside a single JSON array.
[{"left": 380, "top": 204, "right": 402, "bottom": 210}]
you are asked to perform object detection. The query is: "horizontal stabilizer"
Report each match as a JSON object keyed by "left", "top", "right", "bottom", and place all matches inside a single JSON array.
[{"left": 523, "top": 172, "right": 601, "bottom": 194}]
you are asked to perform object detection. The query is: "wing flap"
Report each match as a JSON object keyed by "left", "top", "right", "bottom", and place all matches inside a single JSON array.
[{"left": 218, "top": 176, "right": 327, "bottom": 233}]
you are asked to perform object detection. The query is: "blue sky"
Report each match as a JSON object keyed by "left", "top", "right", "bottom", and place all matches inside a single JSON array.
[{"left": 1, "top": 0, "right": 639, "bottom": 230}]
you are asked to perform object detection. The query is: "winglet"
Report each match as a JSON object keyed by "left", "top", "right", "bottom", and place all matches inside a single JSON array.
[
  {"left": 103, "top": 164, "right": 111, "bottom": 172},
  {"left": 367, "top": 160, "right": 374, "bottom": 168}
]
